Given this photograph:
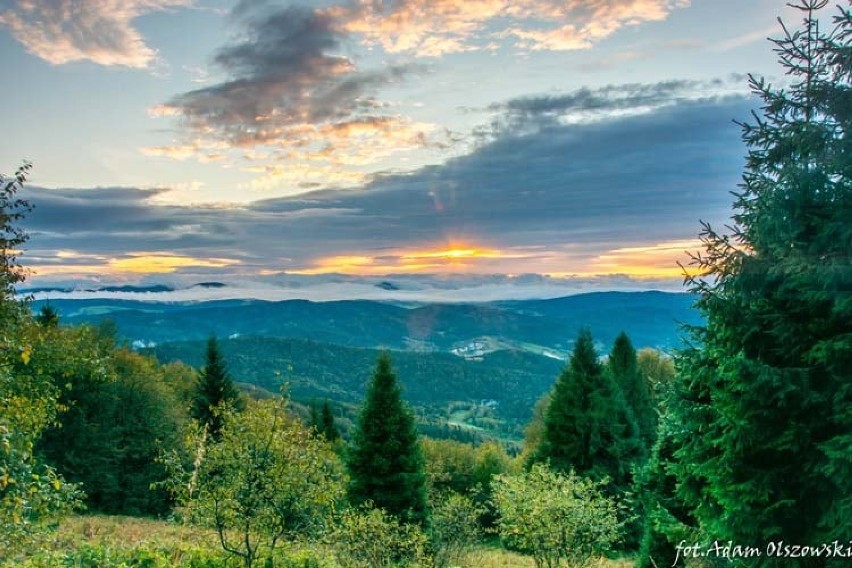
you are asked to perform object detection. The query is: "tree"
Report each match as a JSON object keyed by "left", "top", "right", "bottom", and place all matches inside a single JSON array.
[
  {"left": 636, "top": 348, "right": 675, "bottom": 403},
  {"left": 532, "top": 329, "right": 641, "bottom": 491},
  {"left": 608, "top": 332, "right": 656, "bottom": 451},
  {"left": 310, "top": 398, "right": 340, "bottom": 442},
  {"left": 163, "top": 398, "right": 345, "bottom": 568},
  {"left": 35, "top": 304, "right": 59, "bottom": 327},
  {"left": 491, "top": 464, "right": 621, "bottom": 568},
  {"left": 666, "top": 0, "right": 852, "bottom": 555},
  {"left": 347, "top": 353, "right": 428, "bottom": 526},
  {"left": 37, "top": 329, "right": 186, "bottom": 516},
  {"left": 191, "top": 336, "right": 242, "bottom": 440},
  {"left": 0, "top": 163, "right": 81, "bottom": 558},
  {"left": 0, "top": 162, "right": 31, "bottom": 300}
]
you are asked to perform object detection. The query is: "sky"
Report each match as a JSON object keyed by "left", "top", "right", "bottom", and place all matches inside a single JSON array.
[{"left": 0, "top": 0, "right": 813, "bottom": 299}]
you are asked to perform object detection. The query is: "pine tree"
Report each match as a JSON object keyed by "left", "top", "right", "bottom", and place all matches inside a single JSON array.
[
  {"left": 347, "top": 353, "right": 427, "bottom": 526},
  {"left": 35, "top": 304, "right": 59, "bottom": 327},
  {"left": 533, "top": 329, "right": 641, "bottom": 491},
  {"left": 666, "top": 0, "right": 852, "bottom": 553},
  {"left": 608, "top": 332, "right": 656, "bottom": 451},
  {"left": 191, "top": 336, "right": 242, "bottom": 440},
  {"left": 320, "top": 399, "right": 340, "bottom": 442},
  {"left": 309, "top": 399, "right": 340, "bottom": 442}
]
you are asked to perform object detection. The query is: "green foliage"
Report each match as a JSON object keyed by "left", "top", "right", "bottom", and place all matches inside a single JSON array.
[
  {"left": 331, "top": 506, "right": 430, "bottom": 568},
  {"left": 14, "top": 542, "right": 239, "bottom": 567},
  {"left": 532, "top": 329, "right": 641, "bottom": 490},
  {"left": 163, "top": 398, "right": 345, "bottom": 568},
  {"left": 635, "top": 409, "right": 696, "bottom": 568},
  {"left": 0, "top": 163, "right": 82, "bottom": 559},
  {"left": 608, "top": 332, "right": 656, "bottom": 451},
  {"left": 153, "top": 337, "right": 564, "bottom": 428},
  {"left": 191, "top": 337, "right": 243, "bottom": 441},
  {"left": 35, "top": 304, "right": 59, "bottom": 327},
  {"left": 422, "top": 438, "right": 514, "bottom": 531},
  {"left": 347, "top": 353, "right": 428, "bottom": 526},
  {"left": 37, "top": 330, "right": 187, "bottom": 516},
  {"left": 636, "top": 348, "right": 675, "bottom": 404},
  {"left": 520, "top": 392, "right": 549, "bottom": 468},
  {"left": 310, "top": 399, "right": 340, "bottom": 443},
  {"left": 666, "top": 0, "right": 852, "bottom": 555},
  {"left": 428, "top": 491, "right": 486, "bottom": 568},
  {"left": 0, "top": 161, "right": 32, "bottom": 298},
  {"left": 491, "top": 464, "right": 621, "bottom": 568}
]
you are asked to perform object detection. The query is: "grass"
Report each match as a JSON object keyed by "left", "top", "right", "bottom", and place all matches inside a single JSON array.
[{"left": 29, "top": 515, "right": 636, "bottom": 568}]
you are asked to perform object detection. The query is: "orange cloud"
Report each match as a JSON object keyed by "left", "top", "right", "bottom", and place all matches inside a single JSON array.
[
  {"left": 289, "top": 239, "right": 702, "bottom": 279},
  {"left": 547, "top": 239, "right": 703, "bottom": 279},
  {"left": 31, "top": 252, "right": 241, "bottom": 277},
  {"left": 145, "top": 115, "right": 445, "bottom": 195},
  {"left": 0, "top": 0, "right": 192, "bottom": 68},
  {"left": 329, "top": 0, "right": 690, "bottom": 56},
  {"left": 290, "top": 245, "right": 532, "bottom": 275}
]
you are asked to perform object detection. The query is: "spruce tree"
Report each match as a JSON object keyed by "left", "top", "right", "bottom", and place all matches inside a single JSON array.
[
  {"left": 191, "top": 336, "right": 242, "bottom": 440},
  {"left": 35, "top": 304, "right": 59, "bottom": 327},
  {"left": 309, "top": 399, "right": 340, "bottom": 442},
  {"left": 666, "top": 0, "right": 852, "bottom": 554},
  {"left": 608, "top": 332, "right": 656, "bottom": 451},
  {"left": 533, "top": 329, "right": 641, "bottom": 491},
  {"left": 347, "top": 353, "right": 427, "bottom": 526},
  {"left": 320, "top": 399, "right": 340, "bottom": 442}
]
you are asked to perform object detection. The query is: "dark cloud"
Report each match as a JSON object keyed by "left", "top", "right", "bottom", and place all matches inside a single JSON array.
[
  {"left": 22, "top": 89, "right": 753, "bottom": 280},
  {"left": 495, "top": 80, "right": 703, "bottom": 115},
  {"left": 161, "top": 1, "right": 414, "bottom": 147},
  {"left": 479, "top": 79, "right": 745, "bottom": 137}
]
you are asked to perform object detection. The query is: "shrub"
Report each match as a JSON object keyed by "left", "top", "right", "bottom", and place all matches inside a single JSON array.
[{"left": 491, "top": 464, "right": 621, "bottom": 568}]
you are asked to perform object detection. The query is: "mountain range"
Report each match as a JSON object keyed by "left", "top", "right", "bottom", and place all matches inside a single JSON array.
[{"left": 34, "top": 290, "right": 700, "bottom": 355}]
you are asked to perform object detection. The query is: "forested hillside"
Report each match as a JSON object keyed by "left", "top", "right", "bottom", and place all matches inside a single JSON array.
[
  {"left": 1, "top": 3, "right": 849, "bottom": 567},
  {"left": 34, "top": 290, "right": 700, "bottom": 354}
]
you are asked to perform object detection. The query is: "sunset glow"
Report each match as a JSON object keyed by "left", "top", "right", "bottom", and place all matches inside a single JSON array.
[{"left": 1, "top": 0, "right": 783, "bottom": 290}]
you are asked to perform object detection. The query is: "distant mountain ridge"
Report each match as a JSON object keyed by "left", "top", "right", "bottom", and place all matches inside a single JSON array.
[{"left": 33, "top": 291, "right": 700, "bottom": 354}]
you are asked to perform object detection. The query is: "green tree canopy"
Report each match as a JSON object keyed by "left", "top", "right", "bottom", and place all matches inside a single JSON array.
[
  {"left": 0, "top": 163, "right": 81, "bottom": 558},
  {"left": 608, "top": 332, "right": 656, "bottom": 451},
  {"left": 532, "top": 329, "right": 641, "bottom": 491},
  {"left": 164, "top": 398, "right": 345, "bottom": 568},
  {"left": 665, "top": 0, "right": 852, "bottom": 554},
  {"left": 347, "top": 353, "right": 428, "bottom": 526},
  {"left": 191, "top": 336, "right": 242, "bottom": 440},
  {"left": 491, "top": 463, "right": 621, "bottom": 568}
]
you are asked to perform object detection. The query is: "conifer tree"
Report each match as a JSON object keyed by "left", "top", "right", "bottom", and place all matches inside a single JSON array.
[
  {"left": 320, "top": 399, "right": 340, "bottom": 442},
  {"left": 608, "top": 332, "right": 656, "bottom": 451},
  {"left": 665, "top": 0, "right": 851, "bottom": 552},
  {"left": 347, "top": 353, "right": 427, "bottom": 526},
  {"left": 191, "top": 336, "right": 242, "bottom": 440},
  {"left": 309, "top": 399, "right": 340, "bottom": 442},
  {"left": 533, "top": 329, "right": 641, "bottom": 491},
  {"left": 35, "top": 304, "right": 59, "bottom": 327}
]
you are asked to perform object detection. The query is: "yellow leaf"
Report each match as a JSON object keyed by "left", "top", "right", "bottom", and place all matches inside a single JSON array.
[
  {"left": 53, "top": 479, "right": 61, "bottom": 490},
  {"left": 21, "top": 346, "right": 32, "bottom": 365}
]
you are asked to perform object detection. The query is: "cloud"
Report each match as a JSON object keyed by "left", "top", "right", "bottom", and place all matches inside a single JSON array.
[
  {"left": 481, "top": 78, "right": 747, "bottom": 135},
  {"left": 329, "top": 0, "right": 691, "bottom": 56},
  {"left": 148, "top": 1, "right": 446, "bottom": 191},
  {"left": 0, "top": 0, "right": 192, "bottom": 68},
  {"left": 22, "top": 88, "right": 751, "bottom": 287}
]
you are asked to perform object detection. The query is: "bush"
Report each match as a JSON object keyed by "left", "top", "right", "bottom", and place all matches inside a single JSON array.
[
  {"left": 491, "top": 464, "right": 621, "bottom": 568},
  {"left": 428, "top": 491, "right": 485, "bottom": 568},
  {"left": 331, "top": 506, "right": 430, "bottom": 568}
]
